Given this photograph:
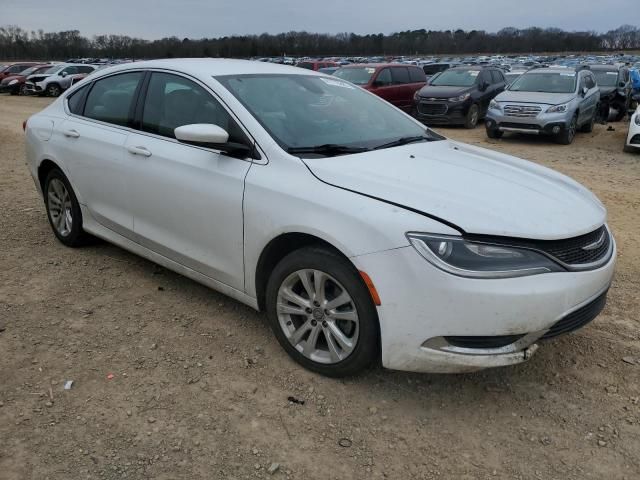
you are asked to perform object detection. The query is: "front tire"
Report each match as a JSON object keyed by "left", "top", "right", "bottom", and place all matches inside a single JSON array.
[
  {"left": 265, "top": 247, "right": 379, "bottom": 377},
  {"left": 556, "top": 115, "right": 577, "bottom": 145},
  {"left": 464, "top": 104, "right": 480, "bottom": 129},
  {"left": 44, "top": 168, "right": 91, "bottom": 247},
  {"left": 46, "top": 83, "right": 62, "bottom": 97},
  {"left": 486, "top": 126, "right": 503, "bottom": 139},
  {"left": 580, "top": 110, "right": 596, "bottom": 133}
]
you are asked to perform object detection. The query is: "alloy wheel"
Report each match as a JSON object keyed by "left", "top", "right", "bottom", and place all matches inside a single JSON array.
[
  {"left": 276, "top": 269, "right": 359, "bottom": 364},
  {"left": 47, "top": 178, "right": 73, "bottom": 237}
]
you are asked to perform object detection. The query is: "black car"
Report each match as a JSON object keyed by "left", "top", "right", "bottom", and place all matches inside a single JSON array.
[
  {"left": 585, "top": 64, "right": 632, "bottom": 121},
  {"left": 413, "top": 66, "right": 507, "bottom": 128}
]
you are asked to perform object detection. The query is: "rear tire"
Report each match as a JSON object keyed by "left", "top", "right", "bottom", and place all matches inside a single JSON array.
[
  {"left": 44, "top": 168, "right": 92, "bottom": 247},
  {"left": 464, "top": 104, "right": 480, "bottom": 129},
  {"left": 265, "top": 246, "right": 379, "bottom": 377},
  {"left": 556, "top": 115, "right": 577, "bottom": 145}
]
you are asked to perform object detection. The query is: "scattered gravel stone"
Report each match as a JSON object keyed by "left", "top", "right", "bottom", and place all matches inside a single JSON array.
[
  {"left": 267, "top": 463, "right": 280, "bottom": 475},
  {"left": 622, "top": 357, "right": 635, "bottom": 365},
  {"left": 605, "top": 385, "right": 618, "bottom": 394},
  {"left": 148, "top": 417, "right": 156, "bottom": 424}
]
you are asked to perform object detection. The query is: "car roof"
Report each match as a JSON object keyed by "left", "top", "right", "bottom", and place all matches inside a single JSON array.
[
  {"left": 585, "top": 64, "right": 619, "bottom": 71},
  {"left": 93, "top": 58, "right": 322, "bottom": 78},
  {"left": 340, "top": 63, "right": 418, "bottom": 69},
  {"left": 525, "top": 67, "right": 578, "bottom": 75}
]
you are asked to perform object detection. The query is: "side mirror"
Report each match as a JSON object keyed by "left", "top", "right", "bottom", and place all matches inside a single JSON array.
[
  {"left": 581, "top": 87, "right": 588, "bottom": 96},
  {"left": 175, "top": 123, "right": 255, "bottom": 159},
  {"left": 60, "top": 71, "right": 68, "bottom": 78},
  {"left": 479, "top": 81, "right": 489, "bottom": 91},
  {"left": 175, "top": 123, "right": 229, "bottom": 145},
  {"left": 619, "top": 81, "right": 626, "bottom": 88}
]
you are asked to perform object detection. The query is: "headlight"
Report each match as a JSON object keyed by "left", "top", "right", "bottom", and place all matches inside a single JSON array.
[
  {"left": 489, "top": 99, "right": 501, "bottom": 110},
  {"left": 406, "top": 233, "right": 563, "bottom": 278},
  {"left": 635, "top": 114, "right": 640, "bottom": 126},
  {"left": 547, "top": 103, "right": 568, "bottom": 113},
  {"left": 8, "top": 79, "right": 18, "bottom": 85},
  {"left": 414, "top": 90, "right": 421, "bottom": 102},
  {"left": 448, "top": 93, "right": 471, "bottom": 102}
]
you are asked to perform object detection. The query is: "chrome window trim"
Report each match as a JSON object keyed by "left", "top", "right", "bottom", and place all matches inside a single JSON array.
[{"left": 63, "top": 67, "right": 268, "bottom": 164}]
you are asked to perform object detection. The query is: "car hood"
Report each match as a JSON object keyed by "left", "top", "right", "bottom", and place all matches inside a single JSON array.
[
  {"left": 303, "top": 140, "right": 606, "bottom": 240},
  {"left": 26, "top": 73, "right": 53, "bottom": 82},
  {"left": 1, "top": 74, "right": 25, "bottom": 84},
  {"left": 495, "top": 90, "right": 575, "bottom": 105},
  {"left": 417, "top": 85, "right": 473, "bottom": 99}
]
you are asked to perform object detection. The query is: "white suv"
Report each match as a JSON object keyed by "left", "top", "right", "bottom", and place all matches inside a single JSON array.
[
  {"left": 24, "top": 64, "right": 96, "bottom": 97},
  {"left": 24, "top": 59, "right": 615, "bottom": 376}
]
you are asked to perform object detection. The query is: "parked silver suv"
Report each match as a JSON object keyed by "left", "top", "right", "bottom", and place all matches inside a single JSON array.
[
  {"left": 24, "top": 64, "right": 96, "bottom": 97},
  {"left": 485, "top": 67, "right": 600, "bottom": 144}
]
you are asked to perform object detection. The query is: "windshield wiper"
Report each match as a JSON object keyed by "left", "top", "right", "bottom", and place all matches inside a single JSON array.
[
  {"left": 287, "top": 144, "right": 370, "bottom": 156},
  {"left": 373, "top": 135, "right": 433, "bottom": 150}
]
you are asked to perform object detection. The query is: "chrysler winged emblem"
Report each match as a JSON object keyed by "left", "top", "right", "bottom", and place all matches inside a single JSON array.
[{"left": 582, "top": 231, "right": 606, "bottom": 251}]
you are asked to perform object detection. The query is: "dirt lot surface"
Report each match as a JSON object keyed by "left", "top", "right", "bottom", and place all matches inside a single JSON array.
[{"left": 0, "top": 95, "right": 639, "bottom": 480}]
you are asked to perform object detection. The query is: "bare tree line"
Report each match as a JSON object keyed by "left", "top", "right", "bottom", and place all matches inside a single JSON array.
[{"left": 0, "top": 24, "right": 639, "bottom": 60}]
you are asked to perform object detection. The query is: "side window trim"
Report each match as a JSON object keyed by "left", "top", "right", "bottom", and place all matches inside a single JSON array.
[{"left": 133, "top": 70, "right": 260, "bottom": 160}]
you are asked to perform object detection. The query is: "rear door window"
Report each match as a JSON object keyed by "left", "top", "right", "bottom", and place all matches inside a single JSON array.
[
  {"left": 83, "top": 72, "right": 143, "bottom": 126},
  {"left": 391, "top": 67, "right": 410, "bottom": 84},
  {"left": 375, "top": 68, "right": 392, "bottom": 86},
  {"left": 67, "top": 84, "right": 90, "bottom": 115},
  {"left": 409, "top": 67, "right": 426, "bottom": 83}
]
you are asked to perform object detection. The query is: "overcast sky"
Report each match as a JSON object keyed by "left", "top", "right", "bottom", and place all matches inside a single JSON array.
[{"left": 3, "top": 0, "right": 638, "bottom": 39}]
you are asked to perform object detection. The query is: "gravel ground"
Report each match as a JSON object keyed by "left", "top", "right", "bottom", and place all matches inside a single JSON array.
[{"left": 0, "top": 95, "right": 639, "bottom": 480}]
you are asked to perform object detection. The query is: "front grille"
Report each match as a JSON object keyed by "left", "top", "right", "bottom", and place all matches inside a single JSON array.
[
  {"left": 444, "top": 334, "right": 525, "bottom": 349},
  {"left": 540, "top": 226, "right": 610, "bottom": 266},
  {"left": 541, "top": 291, "right": 608, "bottom": 340},
  {"left": 467, "top": 226, "right": 612, "bottom": 269},
  {"left": 630, "top": 134, "right": 640, "bottom": 145},
  {"left": 418, "top": 102, "right": 448, "bottom": 116},
  {"left": 504, "top": 105, "right": 542, "bottom": 118},
  {"left": 500, "top": 122, "right": 541, "bottom": 130}
]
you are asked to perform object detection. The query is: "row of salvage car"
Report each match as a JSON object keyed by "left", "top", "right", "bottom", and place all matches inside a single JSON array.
[{"left": 330, "top": 62, "right": 640, "bottom": 148}]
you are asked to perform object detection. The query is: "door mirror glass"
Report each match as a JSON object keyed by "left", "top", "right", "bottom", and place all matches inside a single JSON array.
[{"left": 175, "top": 123, "right": 229, "bottom": 145}]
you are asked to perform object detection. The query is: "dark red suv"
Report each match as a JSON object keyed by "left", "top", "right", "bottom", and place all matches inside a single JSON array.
[
  {"left": 0, "top": 62, "right": 41, "bottom": 81},
  {"left": 333, "top": 64, "right": 426, "bottom": 112},
  {"left": 297, "top": 60, "right": 339, "bottom": 71}
]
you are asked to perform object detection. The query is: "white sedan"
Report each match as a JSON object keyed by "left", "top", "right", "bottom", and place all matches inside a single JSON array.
[
  {"left": 625, "top": 104, "right": 640, "bottom": 152},
  {"left": 25, "top": 59, "right": 615, "bottom": 376}
]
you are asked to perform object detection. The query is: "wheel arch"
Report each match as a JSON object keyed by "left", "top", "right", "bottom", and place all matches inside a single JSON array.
[
  {"left": 254, "top": 232, "right": 351, "bottom": 311},
  {"left": 37, "top": 158, "right": 62, "bottom": 193}
]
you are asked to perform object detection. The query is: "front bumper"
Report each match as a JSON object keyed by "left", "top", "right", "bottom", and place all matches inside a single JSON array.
[
  {"left": 352, "top": 236, "right": 616, "bottom": 373},
  {"left": 486, "top": 106, "right": 571, "bottom": 135},
  {"left": 413, "top": 99, "right": 472, "bottom": 125},
  {"left": 0, "top": 83, "right": 19, "bottom": 94},
  {"left": 23, "top": 82, "right": 44, "bottom": 95}
]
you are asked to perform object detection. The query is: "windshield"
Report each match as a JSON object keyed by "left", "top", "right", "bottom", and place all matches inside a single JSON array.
[
  {"left": 593, "top": 70, "right": 618, "bottom": 87},
  {"left": 43, "top": 65, "right": 64, "bottom": 74},
  {"left": 429, "top": 69, "right": 479, "bottom": 87},
  {"left": 509, "top": 72, "right": 576, "bottom": 93},
  {"left": 333, "top": 67, "right": 375, "bottom": 85},
  {"left": 217, "top": 74, "right": 438, "bottom": 155},
  {"left": 19, "top": 66, "right": 41, "bottom": 76}
]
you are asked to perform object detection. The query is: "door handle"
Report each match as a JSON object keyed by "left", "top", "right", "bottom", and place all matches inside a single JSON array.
[
  {"left": 63, "top": 129, "right": 80, "bottom": 138},
  {"left": 127, "top": 146, "right": 152, "bottom": 157}
]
